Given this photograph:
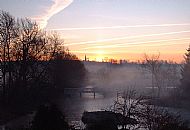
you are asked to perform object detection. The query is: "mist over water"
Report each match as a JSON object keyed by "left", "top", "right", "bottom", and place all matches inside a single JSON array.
[
  {"left": 60, "top": 61, "right": 183, "bottom": 125},
  {"left": 84, "top": 61, "right": 181, "bottom": 94},
  {"left": 84, "top": 62, "right": 147, "bottom": 91}
]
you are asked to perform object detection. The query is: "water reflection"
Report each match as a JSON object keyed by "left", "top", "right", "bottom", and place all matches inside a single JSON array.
[{"left": 58, "top": 93, "right": 115, "bottom": 124}]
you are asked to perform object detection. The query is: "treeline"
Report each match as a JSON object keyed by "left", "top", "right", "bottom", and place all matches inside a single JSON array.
[
  {"left": 0, "top": 10, "right": 86, "bottom": 117},
  {"left": 140, "top": 46, "right": 190, "bottom": 108}
]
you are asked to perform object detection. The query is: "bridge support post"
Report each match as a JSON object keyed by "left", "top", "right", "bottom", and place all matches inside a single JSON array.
[
  {"left": 80, "top": 92, "right": 82, "bottom": 98},
  {"left": 116, "top": 91, "right": 119, "bottom": 102},
  {"left": 93, "top": 92, "right": 95, "bottom": 99}
]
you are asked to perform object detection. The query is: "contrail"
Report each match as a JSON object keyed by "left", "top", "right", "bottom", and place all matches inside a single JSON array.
[
  {"left": 69, "top": 50, "right": 107, "bottom": 54},
  {"left": 50, "top": 23, "right": 190, "bottom": 31},
  {"left": 71, "top": 41, "right": 188, "bottom": 54},
  {"left": 64, "top": 30, "right": 190, "bottom": 46},
  {"left": 69, "top": 50, "right": 125, "bottom": 54},
  {"left": 70, "top": 41, "right": 187, "bottom": 54},
  {"left": 33, "top": 0, "right": 73, "bottom": 29},
  {"left": 82, "top": 37, "right": 190, "bottom": 49}
]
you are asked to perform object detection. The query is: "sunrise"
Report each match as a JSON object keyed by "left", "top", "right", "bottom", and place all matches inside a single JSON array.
[
  {"left": 1, "top": 0, "right": 190, "bottom": 130},
  {"left": 2, "top": 0, "right": 190, "bottom": 62}
]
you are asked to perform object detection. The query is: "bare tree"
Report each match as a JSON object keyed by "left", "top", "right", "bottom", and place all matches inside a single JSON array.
[
  {"left": 0, "top": 11, "right": 17, "bottom": 99},
  {"left": 109, "top": 89, "right": 189, "bottom": 130},
  {"left": 141, "top": 53, "right": 181, "bottom": 98},
  {"left": 9, "top": 18, "right": 48, "bottom": 90},
  {"left": 159, "top": 62, "right": 180, "bottom": 98},
  {"left": 139, "top": 104, "right": 189, "bottom": 130},
  {"left": 110, "top": 88, "right": 145, "bottom": 130},
  {"left": 141, "top": 53, "right": 162, "bottom": 97}
]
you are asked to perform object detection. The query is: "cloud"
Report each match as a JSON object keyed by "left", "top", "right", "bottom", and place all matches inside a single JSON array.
[
  {"left": 64, "top": 30, "right": 190, "bottom": 46},
  {"left": 50, "top": 23, "right": 190, "bottom": 31},
  {"left": 82, "top": 37, "right": 190, "bottom": 49},
  {"left": 34, "top": 0, "right": 73, "bottom": 29}
]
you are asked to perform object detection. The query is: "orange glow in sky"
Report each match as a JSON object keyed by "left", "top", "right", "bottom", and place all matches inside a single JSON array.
[{"left": 2, "top": 0, "right": 190, "bottom": 63}]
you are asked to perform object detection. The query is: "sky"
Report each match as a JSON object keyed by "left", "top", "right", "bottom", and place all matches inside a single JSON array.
[{"left": 1, "top": 0, "right": 190, "bottom": 62}]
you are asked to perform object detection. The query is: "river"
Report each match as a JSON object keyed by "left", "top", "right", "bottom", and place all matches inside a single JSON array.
[
  {"left": 58, "top": 93, "right": 115, "bottom": 128},
  {"left": 58, "top": 92, "right": 190, "bottom": 128},
  {"left": 3, "top": 92, "right": 190, "bottom": 129}
]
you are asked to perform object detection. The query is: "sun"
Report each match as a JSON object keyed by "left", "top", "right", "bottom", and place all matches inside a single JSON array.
[
  {"left": 95, "top": 57, "right": 103, "bottom": 62},
  {"left": 95, "top": 50, "right": 105, "bottom": 62}
]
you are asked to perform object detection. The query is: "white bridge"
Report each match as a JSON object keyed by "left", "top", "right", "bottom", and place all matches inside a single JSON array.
[{"left": 63, "top": 86, "right": 103, "bottom": 99}]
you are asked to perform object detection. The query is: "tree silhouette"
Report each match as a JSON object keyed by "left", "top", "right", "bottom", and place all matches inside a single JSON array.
[
  {"left": 141, "top": 53, "right": 162, "bottom": 97},
  {"left": 0, "top": 11, "right": 16, "bottom": 100},
  {"left": 181, "top": 45, "right": 190, "bottom": 98},
  {"left": 0, "top": 10, "right": 86, "bottom": 116},
  {"left": 31, "top": 104, "right": 69, "bottom": 130}
]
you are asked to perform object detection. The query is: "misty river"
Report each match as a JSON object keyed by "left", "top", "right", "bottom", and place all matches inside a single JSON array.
[
  {"left": 3, "top": 92, "right": 190, "bottom": 129},
  {"left": 58, "top": 92, "right": 190, "bottom": 128},
  {"left": 59, "top": 93, "right": 113, "bottom": 126}
]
